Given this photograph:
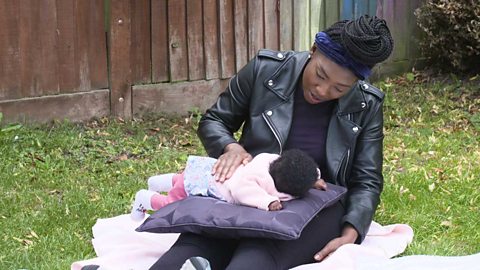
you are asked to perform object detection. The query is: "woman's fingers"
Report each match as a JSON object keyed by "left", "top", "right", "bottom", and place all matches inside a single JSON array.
[
  {"left": 314, "top": 237, "right": 342, "bottom": 261},
  {"left": 212, "top": 144, "right": 252, "bottom": 182}
]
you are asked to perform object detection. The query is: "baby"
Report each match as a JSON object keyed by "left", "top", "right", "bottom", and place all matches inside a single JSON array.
[{"left": 131, "top": 149, "right": 326, "bottom": 220}]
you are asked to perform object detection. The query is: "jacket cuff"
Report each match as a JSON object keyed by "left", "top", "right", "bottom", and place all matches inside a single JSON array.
[{"left": 341, "top": 205, "right": 373, "bottom": 244}]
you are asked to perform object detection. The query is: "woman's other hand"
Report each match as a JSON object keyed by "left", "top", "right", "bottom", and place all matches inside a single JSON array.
[
  {"left": 212, "top": 143, "right": 252, "bottom": 182},
  {"left": 313, "top": 224, "right": 358, "bottom": 261}
]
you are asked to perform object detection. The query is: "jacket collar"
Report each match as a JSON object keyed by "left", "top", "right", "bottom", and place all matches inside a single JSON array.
[
  {"left": 337, "top": 82, "right": 368, "bottom": 115},
  {"left": 264, "top": 51, "right": 310, "bottom": 101}
]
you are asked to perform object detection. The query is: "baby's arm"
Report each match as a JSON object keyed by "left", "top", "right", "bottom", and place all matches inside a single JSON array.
[{"left": 227, "top": 176, "right": 280, "bottom": 211}]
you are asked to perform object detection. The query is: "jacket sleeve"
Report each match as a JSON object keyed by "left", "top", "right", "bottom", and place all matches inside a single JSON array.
[
  {"left": 226, "top": 176, "right": 279, "bottom": 211},
  {"left": 342, "top": 99, "right": 384, "bottom": 243},
  {"left": 197, "top": 58, "right": 257, "bottom": 158}
]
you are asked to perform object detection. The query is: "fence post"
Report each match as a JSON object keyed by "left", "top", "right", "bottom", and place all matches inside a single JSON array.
[{"left": 109, "top": 0, "right": 132, "bottom": 119}]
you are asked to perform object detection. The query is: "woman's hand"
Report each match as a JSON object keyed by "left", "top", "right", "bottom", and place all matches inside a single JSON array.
[
  {"left": 314, "top": 224, "right": 358, "bottom": 261},
  {"left": 212, "top": 143, "right": 252, "bottom": 182}
]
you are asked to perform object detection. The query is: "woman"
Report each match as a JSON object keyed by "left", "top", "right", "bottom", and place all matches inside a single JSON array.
[{"left": 151, "top": 15, "right": 394, "bottom": 270}]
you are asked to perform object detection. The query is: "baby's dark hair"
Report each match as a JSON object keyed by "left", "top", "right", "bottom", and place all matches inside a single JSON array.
[
  {"left": 324, "top": 15, "right": 394, "bottom": 68},
  {"left": 269, "top": 149, "right": 319, "bottom": 197}
]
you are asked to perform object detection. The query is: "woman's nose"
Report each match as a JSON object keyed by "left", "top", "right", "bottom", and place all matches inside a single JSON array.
[{"left": 314, "top": 83, "right": 330, "bottom": 98}]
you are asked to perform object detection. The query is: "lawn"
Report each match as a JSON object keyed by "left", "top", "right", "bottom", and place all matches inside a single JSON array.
[{"left": 1, "top": 74, "right": 479, "bottom": 269}]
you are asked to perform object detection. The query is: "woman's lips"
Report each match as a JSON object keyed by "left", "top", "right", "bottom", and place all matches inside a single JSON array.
[{"left": 309, "top": 90, "right": 322, "bottom": 103}]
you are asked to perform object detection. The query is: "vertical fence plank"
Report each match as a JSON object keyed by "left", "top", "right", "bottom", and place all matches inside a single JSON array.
[
  {"left": 368, "top": 0, "right": 377, "bottom": 16},
  {"left": 341, "top": 0, "right": 354, "bottom": 19},
  {"left": 234, "top": 0, "right": 248, "bottom": 71},
  {"left": 264, "top": 0, "right": 279, "bottom": 50},
  {"left": 203, "top": 0, "right": 219, "bottom": 79},
  {"left": 19, "top": 0, "right": 38, "bottom": 98},
  {"left": 109, "top": 0, "right": 132, "bottom": 118},
  {"left": 168, "top": 0, "right": 188, "bottom": 82},
  {"left": 248, "top": 0, "right": 264, "bottom": 59},
  {"left": 131, "top": 0, "right": 151, "bottom": 84},
  {"left": 392, "top": 0, "right": 408, "bottom": 61},
  {"left": 0, "top": 2, "right": 21, "bottom": 100},
  {"left": 18, "top": 0, "right": 59, "bottom": 97},
  {"left": 325, "top": 0, "right": 340, "bottom": 27},
  {"left": 279, "top": 0, "right": 293, "bottom": 51},
  {"left": 219, "top": 0, "right": 235, "bottom": 78},
  {"left": 310, "top": 0, "right": 322, "bottom": 46},
  {"left": 76, "top": 0, "right": 95, "bottom": 92},
  {"left": 354, "top": 0, "right": 369, "bottom": 18},
  {"left": 293, "top": 0, "right": 310, "bottom": 51},
  {"left": 56, "top": 0, "right": 78, "bottom": 93},
  {"left": 38, "top": 0, "right": 59, "bottom": 96},
  {"left": 152, "top": 0, "right": 169, "bottom": 82},
  {"left": 186, "top": 0, "right": 205, "bottom": 81},
  {"left": 87, "top": 0, "right": 108, "bottom": 89}
]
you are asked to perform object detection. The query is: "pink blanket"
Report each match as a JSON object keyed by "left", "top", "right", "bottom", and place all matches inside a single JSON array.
[{"left": 71, "top": 214, "right": 479, "bottom": 270}]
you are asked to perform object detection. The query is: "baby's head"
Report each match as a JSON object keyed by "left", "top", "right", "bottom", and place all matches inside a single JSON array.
[{"left": 269, "top": 149, "right": 320, "bottom": 197}]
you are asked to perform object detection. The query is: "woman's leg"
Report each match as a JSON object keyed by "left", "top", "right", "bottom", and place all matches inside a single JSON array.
[
  {"left": 149, "top": 233, "right": 239, "bottom": 270},
  {"left": 226, "top": 201, "right": 344, "bottom": 270}
]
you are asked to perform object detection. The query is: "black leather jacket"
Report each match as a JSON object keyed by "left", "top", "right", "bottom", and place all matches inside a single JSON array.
[{"left": 198, "top": 49, "right": 384, "bottom": 242}]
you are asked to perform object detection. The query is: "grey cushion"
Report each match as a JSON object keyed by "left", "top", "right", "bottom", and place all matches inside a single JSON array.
[{"left": 136, "top": 183, "right": 346, "bottom": 240}]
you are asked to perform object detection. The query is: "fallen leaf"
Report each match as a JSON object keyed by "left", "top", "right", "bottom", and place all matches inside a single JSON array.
[{"left": 440, "top": 220, "right": 453, "bottom": 227}]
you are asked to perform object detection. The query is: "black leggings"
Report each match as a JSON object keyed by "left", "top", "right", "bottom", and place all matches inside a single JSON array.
[{"left": 150, "top": 202, "right": 344, "bottom": 270}]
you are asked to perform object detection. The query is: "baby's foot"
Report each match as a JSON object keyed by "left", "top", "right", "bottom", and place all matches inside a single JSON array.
[{"left": 131, "top": 189, "right": 155, "bottom": 221}]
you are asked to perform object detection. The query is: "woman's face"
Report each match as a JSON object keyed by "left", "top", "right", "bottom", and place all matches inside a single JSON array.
[{"left": 302, "top": 46, "right": 358, "bottom": 104}]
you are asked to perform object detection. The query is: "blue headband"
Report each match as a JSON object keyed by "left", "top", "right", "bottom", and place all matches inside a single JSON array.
[{"left": 314, "top": 32, "right": 371, "bottom": 80}]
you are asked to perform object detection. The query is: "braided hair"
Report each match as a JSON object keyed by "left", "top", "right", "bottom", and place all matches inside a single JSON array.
[{"left": 324, "top": 15, "right": 394, "bottom": 68}]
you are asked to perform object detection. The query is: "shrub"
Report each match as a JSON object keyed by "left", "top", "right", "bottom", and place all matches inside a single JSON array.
[{"left": 415, "top": 0, "right": 480, "bottom": 73}]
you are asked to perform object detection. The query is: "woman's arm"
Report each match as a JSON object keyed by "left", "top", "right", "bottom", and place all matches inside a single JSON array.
[{"left": 197, "top": 57, "right": 257, "bottom": 181}]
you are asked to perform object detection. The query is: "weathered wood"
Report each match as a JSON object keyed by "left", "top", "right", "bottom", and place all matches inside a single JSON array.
[
  {"left": 131, "top": 0, "right": 151, "bottom": 84},
  {"left": 186, "top": 0, "right": 205, "bottom": 81},
  {"left": 0, "top": 1, "right": 21, "bottom": 100},
  {"left": 86, "top": 0, "right": 108, "bottom": 89},
  {"left": 310, "top": 0, "right": 323, "bottom": 46},
  {"left": 151, "top": 0, "right": 169, "bottom": 82},
  {"left": 132, "top": 79, "right": 229, "bottom": 116},
  {"left": 219, "top": 0, "right": 235, "bottom": 78},
  {"left": 354, "top": 0, "right": 370, "bottom": 18},
  {"left": 248, "top": 0, "right": 265, "bottom": 58},
  {"left": 56, "top": 0, "right": 78, "bottom": 93},
  {"left": 0, "top": 89, "right": 110, "bottom": 124},
  {"left": 279, "top": 0, "right": 293, "bottom": 51},
  {"left": 38, "top": 0, "right": 59, "bottom": 96},
  {"left": 109, "top": 0, "right": 132, "bottom": 118},
  {"left": 293, "top": 0, "right": 310, "bottom": 51},
  {"left": 392, "top": 0, "right": 409, "bottom": 61},
  {"left": 234, "top": 0, "right": 248, "bottom": 71},
  {"left": 325, "top": 0, "right": 340, "bottom": 27},
  {"left": 75, "top": 0, "right": 93, "bottom": 92},
  {"left": 203, "top": 0, "right": 220, "bottom": 79},
  {"left": 168, "top": 0, "right": 188, "bottom": 81},
  {"left": 264, "top": 0, "right": 279, "bottom": 50}
]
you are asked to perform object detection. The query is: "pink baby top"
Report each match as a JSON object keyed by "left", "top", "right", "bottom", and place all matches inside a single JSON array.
[{"left": 215, "top": 153, "right": 295, "bottom": 211}]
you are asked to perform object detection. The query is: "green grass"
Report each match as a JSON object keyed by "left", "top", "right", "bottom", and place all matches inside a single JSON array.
[{"left": 1, "top": 75, "right": 479, "bottom": 269}]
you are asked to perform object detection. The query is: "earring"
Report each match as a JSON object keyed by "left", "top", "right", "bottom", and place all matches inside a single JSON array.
[{"left": 308, "top": 54, "right": 312, "bottom": 59}]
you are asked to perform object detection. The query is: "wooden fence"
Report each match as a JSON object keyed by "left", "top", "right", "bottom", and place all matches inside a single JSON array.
[{"left": 0, "top": 0, "right": 423, "bottom": 123}]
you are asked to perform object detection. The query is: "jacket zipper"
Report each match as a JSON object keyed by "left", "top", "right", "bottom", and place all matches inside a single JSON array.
[
  {"left": 340, "top": 113, "right": 352, "bottom": 185},
  {"left": 262, "top": 113, "right": 283, "bottom": 154}
]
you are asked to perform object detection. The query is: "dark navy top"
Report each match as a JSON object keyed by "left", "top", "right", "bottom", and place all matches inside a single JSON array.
[{"left": 284, "top": 86, "right": 335, "bottom": 174}]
